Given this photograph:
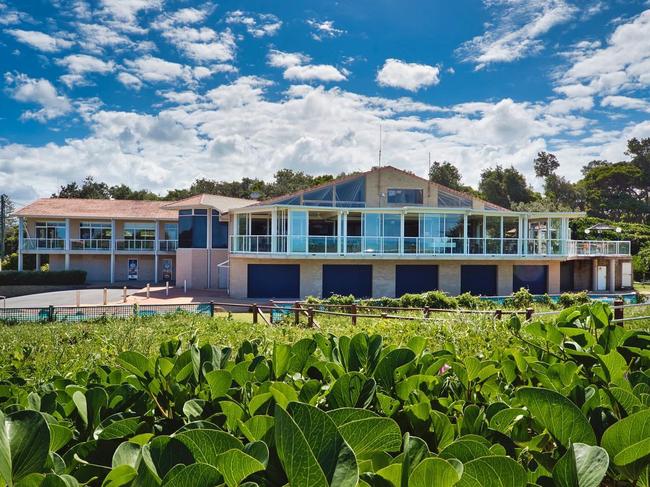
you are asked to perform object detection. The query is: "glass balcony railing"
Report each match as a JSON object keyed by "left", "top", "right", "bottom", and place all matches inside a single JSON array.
[
  {"left": 230, "top": 235, "right": 632, "bottom": 257},
  {"left": 70, "top": 239, "right": 111, "bottom": 251},
  {"left": 21, "top": 238, "right": 65, "bottom": 250}
]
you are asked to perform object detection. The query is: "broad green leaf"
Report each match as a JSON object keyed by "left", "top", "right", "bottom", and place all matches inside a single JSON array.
[
  {"left": 148, "top": 436, "right": 194, "bottom": 479},
  {"left": 239, "top": 416, "right": 274, "bottom": 444},
  {"left": 112, "top": 442, "right": 141, "bottom": 469},
  {"left": 328, "top": 373, "right": 376, "bottom": 409},
  {"left": 489, "top": 408, "right": 528, "bottom": 434},
  {"left": 516, "top": 387, "right": 596, "bottom": 447},
  {"left": 95, "top": 414, "right": 145, "bottom": 440},
  {"left": 49, "top": 424, "right": 73, "bottom": 453},
  {"left": 400, "top": 434, "right": 429, "bottom": 487},
  {"left": 272, "top": 342, "right": 291, "bottom": 379},
  {"left": 408, "top": 457, "right": 461, "bottom": 487},
  {"left": 338, "top": 417, "right": 402, "bottom": 455},
  {"left": 373, "top": 349, "right": 415, "bottom": 390},
  {"left": 327, "top": 408, "right": 378, "bottom": 426},
  {"left": 597, "top": 350, "right": 627, "bottom": 383},
  {"left": 275, "top": 403, "right": 358, "bottom": 487},
  {"left": 439, "top": 437, "right": 491, "bottom": 463},
  {"left": 117, "top": 351, "right": 153, "bottom": 379},
  {"left": 72, "top": 391, "right": 88, "bottom": 427},
  {"left": 0, "top": 410, "right": 51, "bottom": 484},
  {"left": 456, "top": 456, "right": 526, "bottom": 487},
  {"left": 205, "top": 370, "right": 232, "bottom": 400},
  {"left": 552, "top": 443, "right": 609, "bottom": 487},
  {"left": 175, "top": 428, "right": 243, "bottom": 467},
  {"left": 216, "top": 449, "right": 265, "bottom": 487},
  {"left": 101, "top": 465, "right": 137, "bottom": 487},
  {"left": 601, "top": 409, "right": 650, "bottom": 483},
  {"left": 162, "top": 463, "right": 222, "bottom": 487}
]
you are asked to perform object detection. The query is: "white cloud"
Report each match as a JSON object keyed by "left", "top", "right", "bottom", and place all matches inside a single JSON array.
[
  {"left": 267, "top": 50, "right": 310, "bottom": 68},
  {"left": 5, "top": 72, "right": 72, "bottom": 121},
  {"left": 6, "top": 29, "right": 74, "bottom": 52},
  {"left": 57, "top": 54, "right": 115, "bottom": 74},
  {"left": 458, "top": 0, "right": 577, "bottom": 69},
  {"left": 557, "top": 9, "right": 650, "bottom": 96},
  {"left": 117, "top": 72, "right": 143, "bottom": 90},
  {"left": 154, "top": 18, "right": 237, "bottom": 62},
  {"left": 601, "top": 95, "right": 650, "bottom": 112},
  {"left": 99, "top": 0, "right": 161, "bottom": 23},
  {"left": 123, "top": 55, "right": 187, "bottom": 82},
  {"left": 306, "top": 19, "right": 345, "bottom": 41},
  {"left": 0, "top": 2, "right": 32, "bottom": 25},
  {"left": 75, "top": 23, "right": 135, "bottom": 53},
  {"left": 376, "top": 59, "right": 441, "bottom": 91},
  {"left": 226, "top": 10, "right": 282, "bottom": 37}
]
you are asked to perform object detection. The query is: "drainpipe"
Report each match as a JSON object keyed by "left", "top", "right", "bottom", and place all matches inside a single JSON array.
[{"left": 18, "top": 217, "right": 24, "bottom": 271}]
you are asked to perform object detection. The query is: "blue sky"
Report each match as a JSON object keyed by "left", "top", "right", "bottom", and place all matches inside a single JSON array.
[{"left": 1, "top": 0, "right": 650, "bottom": 204}]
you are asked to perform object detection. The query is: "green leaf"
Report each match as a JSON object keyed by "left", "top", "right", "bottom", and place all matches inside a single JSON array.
[
  {"left": 272, "top": 342, "right": 291, "bottom": 379},
  {"left": 597, "top": 350, "right": 627, "bottom": 383},
  {"left": 274, "top": 403, "right": 358, "bottom": 487},
  {"left": 516, "top": 387, "right": 596, "bottom": 447},
  {"left": 373, "top": 349, "right": 415, "bottom": 390},
  {"left": 49, "top": 424, "right": 73, "bottom": 453},
  {"left": 552, "top": 443, "right": 609, "bottom": 487},
  {"left": 95, "top": 414, "right": 145, "bottom": 440},
  {"left": 175, "top": 428, "right": 243, "bottom": 467},
  {"left": 337, "top": 416, "right": 402, "bottom": 456},
  {"left": 205, "top": 370, "right": 232, "bottom": 400},
  {"left": 162, "top": 463, "right": 222, "bottom": 487},
  {"left": 601, "top": 408, "right": 650, "bottom": 483},
  {"left": 117, "top": 351, "right": 154, "bottom": 379},
  {"left": 112, "top": 442, "right": 141, "bottom": 469},
  {"left": 328, "top": 373, "right": 376, "bottom": 409},
  {"left": 148, "top": 436, "right": 194, "bottom": 479},
  {"left": 101, "top": 465, "right": 138, "bottom": 487},
  {"left": 216, "top": 449, "right": 265, "bottom": 487},
  {"left": 456, "top": 456, "right": 526, "bottom": 487},
  {"left": 439, "top": 437, "right": 491, "bottom": 463},
  {"left": 0, "top": 410, "right": 51, "bottom": 484},
  {"left": 408, "top": 457, "right": 461, "bottom": 487}
]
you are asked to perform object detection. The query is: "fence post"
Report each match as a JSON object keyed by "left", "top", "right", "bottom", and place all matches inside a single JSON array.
[
  {"left": 294, "top": 301, "right": 301, "bottom": 325},
  {"left": 351, "top": 303, "right": 357, "bottom": 326},
  {"left": 48, "top": 305, "right": 55, "bottom": 322},
  {"left": 103, "top": 288, "right": 108, "bottom": 306},
  {"left": 307, "top": 306, "right": 314, "bottom": 327},
  {"left": 146, "top": 283, "right": 150, "bottom": 299},
  {"left": 165, "top": 281, "right": 169, "bottom": 296},
  {"left": 183, "top": 280, "right": 187, "bottom": 294},
  {"left": 424, "top": 306, "right": 430, "bottom": 318},
  {"left": 495, "top": 309, "right": 502, "bottom": 320},
  {"left": 209, "top": 301, "right": 215, "bottom": 317},
  {"left": 252, "top": 304, "right": 258, "bottom": 324},
  {"left": 133, "top": 303, "right": 138, "bottom": 317},
  {"left": 381, "top": 312, "right": 387, "bottom": 320},
  {"left": 75, "top": 290, "right": 80, "bottom": 307},
  {"left": 525, "top": 307, "right": 534, "bottom": 320},
  {"left": 613, "top": 298, "right": 624, "bottom": 321},
  {"left": 123, "top": 286, "right": 127, "bottom": 303}
]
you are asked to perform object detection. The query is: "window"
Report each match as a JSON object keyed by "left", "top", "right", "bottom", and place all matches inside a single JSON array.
[
  {"left": 289, "top": 210, "right": 308, "bottom": 252},
  {"left": 164, "top": 223, "right": 178, "bottom": 241},
  {"left": 35, "top": 221, "right": 66, "bottom": 240},
  {"left": 124, "top": 222, "right": 155, "bottom": 241},
  {"left": 387, "top": 189, "right": 423, "bottom": 205},
  {"left": 80, "top": 222, "right": 111, "bottom": 240},
  {"left": 211, "top": 210, "right": 228, "bottom": 249},
  {"left": 179, "top": 210, "right": 207, "bottom": 248},
  {"left": 335, "top": 177, "right": 365, "bottom": 207},
  {"left": 437, "top": 189, "right": 472, "bottom": 208}
]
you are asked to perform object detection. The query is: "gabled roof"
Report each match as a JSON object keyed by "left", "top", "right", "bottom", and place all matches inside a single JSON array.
[
  {"left": 251, "top": 165, "right": 509, "bottom": 211},
  {"left": 162, "top": 194, "right": 256, "bottom": 212},
  {"left": 13, "top": 198, "right": 179, "bottom": 220}
]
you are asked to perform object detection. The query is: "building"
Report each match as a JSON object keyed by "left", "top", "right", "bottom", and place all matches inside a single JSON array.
[{"left": 14, "top": 166, "right": 633, "bottom": 298}]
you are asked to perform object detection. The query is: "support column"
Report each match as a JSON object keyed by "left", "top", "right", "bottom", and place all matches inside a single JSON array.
[
  {"left": 64, "top": 217, "right": 71, "bottom": 271},
  {"left": 342, "top": 211, "right": 348, "bottom": 255},
  {"left": 592, "top": 259, "right": 599, "bottom": 291},
  {"left": 206, "top": 210, "right": 212, "bottom": 289},
  {"left": 64, "top": 253, "right": 70, "bottom": 271},
  {"left": 271, "top": 208, "right": 277, "bottom": 253},
  {"left": 17, "top": 217, "right": 24, "bottom": 271},
  {"left": 399, "top": 211, "right": 405, "bottom": 255},
  {"left": 608, "top": 258, "right": 616, "bottom": 293},
  {"left": 463, "top": 213, "right": 468, "bottom": 254},
  {"left": 35, "top": 253, "right": 41, "bottom": 271},
  {"left": 110, "top": 219, "right": 116, "bottom": 284},
  {"left": 154, "top": 220, "right": 159, "bottom": 284}
]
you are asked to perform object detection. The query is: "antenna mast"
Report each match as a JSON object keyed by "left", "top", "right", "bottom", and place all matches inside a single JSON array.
[{"left": 378, "top": 124, "right": 382, "bottom": 168}]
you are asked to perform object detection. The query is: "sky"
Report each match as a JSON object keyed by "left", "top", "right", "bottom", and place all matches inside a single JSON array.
[{"left": 1, "top": 0, "right": 650, "bottom": 205}]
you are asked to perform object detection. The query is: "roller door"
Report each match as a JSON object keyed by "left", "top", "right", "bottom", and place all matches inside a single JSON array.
[
  {"left": 322, "top": 265, "right": 372, "bottom": 298},
  {"left": 395, "top": 265, "right": 438, "bottom": 297},
  {"left": 513, "top": 265, "right": 548, "bottom": 294},
  {"left": 461, "top": 265, "right": 497, "bottom": 296},
  {"left": 248, "top": 264, "right": 300, "bottom": 298}
]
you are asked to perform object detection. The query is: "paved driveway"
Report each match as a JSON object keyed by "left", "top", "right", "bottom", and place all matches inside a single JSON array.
[{"left": 2, "top": 288, "right": 136, "bottom": 307}]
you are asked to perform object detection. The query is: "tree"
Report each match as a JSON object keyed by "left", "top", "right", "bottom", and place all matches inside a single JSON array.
[
  {"left": 428, "top": 161, "right": 463, "bottom": 190},
  {"left": 478, "top": 165, "right": 536, "bottom": 209},
  {"left": 533, "top": 151, "right": 560, "bottom": 178},
  {"left": 109, "top": 184, "right": 160, "bottom": 200},
  {"left": 53, "top": 176, "right": 111, "bottom": 199},
  {"left": 625, "top": 137, "right": 650, "bottom": 214},
  {"left": 632, "top": 245, "right": 650, "bottom": 282}
]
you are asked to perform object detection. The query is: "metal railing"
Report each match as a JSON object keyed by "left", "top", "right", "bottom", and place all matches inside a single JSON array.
[
  {"left": 115, "top": 239, "right": 155, "bottom": 251},
  {"left": 70, "top": 239, "right": 111, "bottom": 251},
  {"left": 231, "top": 235, "right": 631, "bottom": 257},
  {"left": 159, "top": 240, "right": 178, "bottom": 252},
  {"left": 22, "top": 238, "right": 65, "bottom": 250}
]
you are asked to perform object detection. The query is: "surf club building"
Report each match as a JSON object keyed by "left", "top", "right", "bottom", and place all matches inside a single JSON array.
[{"left": 14, "top": 166, "right": 633, "bottom": 299}]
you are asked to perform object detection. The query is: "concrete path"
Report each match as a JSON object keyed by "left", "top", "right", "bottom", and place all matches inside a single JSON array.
[{"left": 2, "top": 288, "right": 137, "bottom": 307}]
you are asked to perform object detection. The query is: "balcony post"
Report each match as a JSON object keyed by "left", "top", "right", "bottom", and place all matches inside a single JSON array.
[
  {"left": 522, "top": 215, "right": 528, "bottom": 255},
  {"left": 608, "top": 258, "right": 616, "bottom": 293},
  {"left": 271, "top": 208, "right": 277, "bottom": 253},
  {"left": 463, "top": 214, "right": 468, "bottom": 254},
  {"left": 64, "top": 218, "right": 70, "bottom": 251},
  {"left": 110, "top": 219, "right": 116, "bottom": 284},
  {"left": 399, "top": 211, "right": 405, "bottom": 255},
  {"left": 343, "top": 211, "right": 348, "bottom": 255},
  {"left": 206, "top": 210, "right": 212, "bottom": 288},
  {"left": 17, "top": 217, "right": 24, "bottom": 271},
  {"left": 592, "top": 259, "right": 599, "bottom": 291},
  {"left": 154, "top": 220, "right": 159, "bottom": 284}
]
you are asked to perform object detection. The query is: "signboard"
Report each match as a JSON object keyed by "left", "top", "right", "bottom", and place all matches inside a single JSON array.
[
  {"left": 128, "top": 259, "right": 138, "bottom": 280},
  {"left": 162, "top": 259, "right": 173, "bottom": 281}
]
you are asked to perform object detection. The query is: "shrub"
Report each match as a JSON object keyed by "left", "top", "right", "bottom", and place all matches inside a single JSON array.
[
  {"left": 457, "top": 292, "right": 493, "bottom": 310},
  {"left": 558, "top": 291, "right": 591, "bottom": 308},
  {"left": 504, "top": 287, "right": 534, "bottom": 309},
  {"left": 398, "top": 292, "right": 426, "bottom": 308},
  {"left": 361, "top": 297, "right": 401, "bottom": 308},
  {"left": 423, "top": 290, "right": 457, "bottom": 309},
  {"left": 0, "top": 270, "right": 86, "bottom": 286},
  {"left": 534, "top": 293, "right": 556, "bottom": 309}
]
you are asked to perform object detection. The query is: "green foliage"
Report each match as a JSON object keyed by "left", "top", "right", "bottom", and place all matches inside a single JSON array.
[
  {"left": 478, "top": 165, "right": 537, "bottom": 209},
  {"left": 503, "top": 287, "right": 533, "bottom": 309},
  {"left": 0, "top": 270, "right": 86, "bottom": 285},
  {"left": 0, "top": 303, "right": 647, "bottom": 486},
  {"left": 558, "top": 291, "right": 591, "bottom": 308}
]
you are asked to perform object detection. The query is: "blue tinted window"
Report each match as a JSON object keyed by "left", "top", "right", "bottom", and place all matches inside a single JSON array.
[
  {"left": 179, "top": 215, "right": 207, "bottom": 248},
  {"left": 194, "top": 209, "right": 208, "bottom": 215},
  {"left": 387, "top": 189, "right": 423, "bottom": 204},
  {"left": 179, "top": 209, "right": 192, "bottom": 216},
  {"left": 212, "top": 213, "right": 228, "bottom": 248},
  {"left": 335, "top": 177, "right": 365, "bottom": 206}
]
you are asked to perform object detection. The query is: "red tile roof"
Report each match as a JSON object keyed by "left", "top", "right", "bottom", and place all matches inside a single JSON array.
[
  {"left": 162, "top": 194, "right": 256, "bottom": 212},
  {"left": 13, "top": 198, "right": 179, "bottom": 220}
]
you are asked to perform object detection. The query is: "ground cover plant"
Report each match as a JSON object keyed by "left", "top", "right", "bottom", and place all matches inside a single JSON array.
[{"left": 0, "top": 302, "right": 648, "bottom": 486}]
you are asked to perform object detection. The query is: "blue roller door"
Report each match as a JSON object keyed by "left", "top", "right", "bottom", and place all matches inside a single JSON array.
[
  {"left": 396, "top": 265, "right": 438, "bottom": 297},
  {"left": 461, "top": 265, "right": 497, "bottom": 296},
  {"left": 248, "top": 264, "right": 300, "bottom": 298},
  {"left": 322, "top": 265, "right": 372, "bottom": 298},
  {"left": 513, "top": 265, "right": 548, "bottom": 294}
]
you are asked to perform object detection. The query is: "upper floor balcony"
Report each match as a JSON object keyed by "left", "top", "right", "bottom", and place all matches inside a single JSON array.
[
  {"left": 230, "top": 235, "right": 631, "bottom": 259},
  {"left": 21, "top": 238, "right": 178, "bottom": 253}
]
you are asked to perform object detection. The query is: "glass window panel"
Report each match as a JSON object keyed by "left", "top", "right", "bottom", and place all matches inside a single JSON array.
[
  {"left": 211, "top": 214, "right": 228, "bottom": 249},
  {"left": 383, "top": 214, "right": 401, "bottom": 236},
  {"left": 486, "top": 216, "right": 501, "bottom": 238},
  {"left": 179, "top": 209, "right": 192, "bottom": 215},
  {"left": 289, "top": 210, "right": 307, "bottom": 252},
  {"left": 387, "top": 189, "right": 423, "bottom": 204},
  {"left": 335, "top": 177, "right": 365, "bottom": 206},
  {"left": 503, "top": 217, "right": 519, "bottom": 238},
  {"left": 275, "top": 196, "right": 301, "bottom": 205},
  {"left": 303, "top": 186, "right": 333, "bottom": 203},
  {"left": 194, "top": 209, "right": 208, "bottom": 215},
  {"left": 437, "top": 189, "right": 472, "bottom": 208},
  {"left": 444, "top": 214, "right": 464, "bottom": 238},
  {"left": 236, "top": 214, "right": 248, "bottom": 235},
  {"left": 164, "top": 223, "right": 178, "bottom": 240}
]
